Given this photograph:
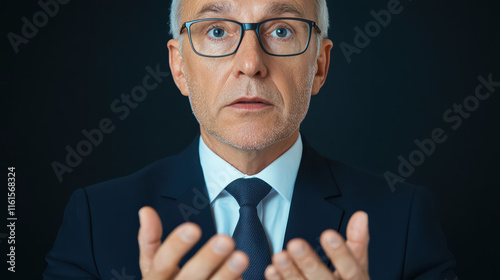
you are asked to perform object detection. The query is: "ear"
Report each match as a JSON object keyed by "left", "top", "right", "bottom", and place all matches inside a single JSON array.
[
  {"left": 167, "top": 39, "right": 189, "bottom": 96},
  {"left": 311, "top": 39, "right": 333, "bottom": 96}
]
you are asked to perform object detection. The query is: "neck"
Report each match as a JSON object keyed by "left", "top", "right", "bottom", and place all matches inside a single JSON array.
[{"left": 200, "top": 128, "right": 300, "bottom": 175}]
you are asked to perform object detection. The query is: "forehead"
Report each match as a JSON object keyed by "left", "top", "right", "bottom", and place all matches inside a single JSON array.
[{"left": 182, "top": 0, "right": 315, "bottom": 22}]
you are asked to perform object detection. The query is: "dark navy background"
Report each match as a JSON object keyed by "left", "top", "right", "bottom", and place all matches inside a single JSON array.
[{"left": 3, "top": 0, "right": 499, "bottom": 279}]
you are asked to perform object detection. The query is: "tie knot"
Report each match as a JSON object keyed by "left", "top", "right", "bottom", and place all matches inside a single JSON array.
[{"left": 225, "top": 178, "right": 272, "bottom": 207}]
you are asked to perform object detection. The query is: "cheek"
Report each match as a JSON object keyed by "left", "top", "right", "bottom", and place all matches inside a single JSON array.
[
  {"left": 183, "top": 62, "right": 238, "bottom": 127},
  {"left": 272, "top": 62, "right": 315, "bottom": 112},
  {"left": 185, "top": 60, "right": 230, "bottom": 102}
]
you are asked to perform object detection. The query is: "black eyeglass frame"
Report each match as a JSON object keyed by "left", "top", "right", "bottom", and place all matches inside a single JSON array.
[{"left": 179, "top": 17, "right": 322, "bottom": 57}]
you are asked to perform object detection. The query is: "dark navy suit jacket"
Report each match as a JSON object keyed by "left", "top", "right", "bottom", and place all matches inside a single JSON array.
[{"left": 43, "top": 134, "right": 457, "bottom": 279}]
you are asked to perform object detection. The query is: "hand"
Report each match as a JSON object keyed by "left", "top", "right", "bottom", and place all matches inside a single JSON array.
[
  {"left": 265, "top": 211, "right": 369, "bottom": 280},
  {"left": 138, "top": 206, "right": 249, "bottom": 280}
]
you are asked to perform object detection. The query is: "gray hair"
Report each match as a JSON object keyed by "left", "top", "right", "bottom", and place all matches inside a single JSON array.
[{"left": 169, "top": 0, "right": 330, "bottom": 40}]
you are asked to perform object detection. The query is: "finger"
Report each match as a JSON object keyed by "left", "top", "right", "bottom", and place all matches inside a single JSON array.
[
  {"left": 345, "top": 211, "right": 369, "bottom": 271},
  {"left": 210, "top": 250, "right": 249, "bottom": 280},
  {"left": 148, "top": 222, "right": 202, "bottom": 280},
  {"left": 286, "top": 238, "right": 333, "bottom": 279},
  {"left": 138, "top": 206, "right": 163, "bottom": 276},
  {"left": 175, "top": 234, "right": 235, "bottom": 279},
  {"left": 331, "top": 270, "right": 341, "bottom": 280},
  {"left": 320, "top": 229, "right": 364, "bottom": 280},
  {"left": 271, "top": 251, "right": 306, "bottom": 280},
  {"left": 265, "top": 265, "right": 283, "bottom": 280}
]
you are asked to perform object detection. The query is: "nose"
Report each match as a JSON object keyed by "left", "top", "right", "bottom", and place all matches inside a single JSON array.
[{"left": 231, "top": 30, "right": 268, "bottom": 79}]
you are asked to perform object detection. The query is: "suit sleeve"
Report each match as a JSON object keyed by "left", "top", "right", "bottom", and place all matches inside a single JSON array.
[
  {"left": 43, "top": 188, "right": 100, "bottom": 279},
  {"left": 402, "top": 186, "right": 458, "bottom": 280}
]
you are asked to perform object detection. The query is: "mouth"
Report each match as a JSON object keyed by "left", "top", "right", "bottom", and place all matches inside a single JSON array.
[{"left": 228, "top": 97, "right": 272, "bottom": 111}]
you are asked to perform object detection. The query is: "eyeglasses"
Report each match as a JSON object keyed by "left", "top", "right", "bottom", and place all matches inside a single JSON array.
[{"left": 179, "top": 17, "right": 322, "bottom": 57}]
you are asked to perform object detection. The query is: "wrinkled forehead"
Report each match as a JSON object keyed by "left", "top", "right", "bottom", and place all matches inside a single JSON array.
[{"left": 181, "top": 0, "right": 316, "bottom": 23}]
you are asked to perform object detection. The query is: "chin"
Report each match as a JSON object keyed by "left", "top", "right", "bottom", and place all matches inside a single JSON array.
[{"left": 210, "top": 125, "right": 294, "bottom": 151}]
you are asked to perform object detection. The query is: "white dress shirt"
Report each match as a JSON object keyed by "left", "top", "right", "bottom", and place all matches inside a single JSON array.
[{"left": 198, "top": 134, "right": 303, "bottom": 255}]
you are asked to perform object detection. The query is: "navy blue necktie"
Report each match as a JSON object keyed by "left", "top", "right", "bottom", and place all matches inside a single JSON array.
[{"left": 225, "top": 178, "right": 272, "bottom": 280}]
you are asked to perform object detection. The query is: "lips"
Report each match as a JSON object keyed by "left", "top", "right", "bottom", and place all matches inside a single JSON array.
[
  {"left": 229, "top": 97, "right": 271, "bottom": 106},
  {"left": 227, "top": 97, "right": 272, "bottom": 111}
]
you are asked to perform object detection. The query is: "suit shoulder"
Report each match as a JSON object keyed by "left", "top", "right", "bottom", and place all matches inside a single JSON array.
[
  {"left": 325, "top": 157, "right": 425, "bottom": 202},
  {"left": 83, "top": 151, "right": 183, "bottom": 197}
]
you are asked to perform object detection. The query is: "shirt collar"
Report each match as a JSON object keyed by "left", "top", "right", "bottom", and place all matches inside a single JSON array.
[{"left": 199, "top": 133, "right": 303, "bottom": 203}]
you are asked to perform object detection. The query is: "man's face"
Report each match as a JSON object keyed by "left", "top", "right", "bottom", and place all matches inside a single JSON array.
[{"left": 171, "top": 0, "right": 329, "bottom": 150}]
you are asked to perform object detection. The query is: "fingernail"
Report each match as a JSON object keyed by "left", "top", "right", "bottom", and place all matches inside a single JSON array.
[
  {"left": 289, "top": 241, "right": 306, "bottom": 257},
  {"left": 212, "top": 236, "right": 232, "bottom": 255},
  {"left": 267, "top": 266, "right": 280, "bottom": 279},
  {"left": 178, "top": 224, "right": 197, "bottom": 243},
  {"left": 351, "top": 228, "right": 362, "bottom": 240},
  {"left": 138, "top": 209, "right": 144, "bottom": 225},
  {"left": 276, "top": 254, "right": 291, "bottom": 268},
  {"left": 325, "top": 232, "right": 341, "bottom": 248},
  {"left": 228, "top": 253, "right": 246, "bottom": 272}
]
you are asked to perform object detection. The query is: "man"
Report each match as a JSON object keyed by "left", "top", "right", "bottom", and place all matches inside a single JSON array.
[{"left": 44, "top": 0, "right": 457, "bottom": 279}]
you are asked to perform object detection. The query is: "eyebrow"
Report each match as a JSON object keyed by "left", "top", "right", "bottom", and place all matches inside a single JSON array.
[
  {"left": 195, "top": 2, "right": 233, "bottom": 18},
  {"left": 194, "top": 1, "right": 306, "bottom": 19},
  {"left": 267, "top": 2, "right": 306, "bottom": 18}
]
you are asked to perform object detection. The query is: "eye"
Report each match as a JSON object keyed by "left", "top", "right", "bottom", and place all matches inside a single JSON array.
[
  {"left": 270, "top": 27, "right": 291, "bottom": 38},
  {"left": 208, "top": 28, "right": 226, "bottom": 38}
]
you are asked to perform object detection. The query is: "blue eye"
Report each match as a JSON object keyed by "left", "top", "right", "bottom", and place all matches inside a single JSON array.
[
  {"left": 208, "top": 28, "right": 226, "bottom": 38},
  {"left": 271, "top": 27, "right": 290, "bottom": 38}
]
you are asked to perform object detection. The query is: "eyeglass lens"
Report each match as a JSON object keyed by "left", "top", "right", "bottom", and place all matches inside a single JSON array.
[{"left": 188, "top": 19, "right": 311, "bottom": 56}]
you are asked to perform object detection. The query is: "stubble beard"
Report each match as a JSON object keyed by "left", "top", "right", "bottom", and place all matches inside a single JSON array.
[{"left": 183, "top": 62, "right": 316, "bottom": 151}]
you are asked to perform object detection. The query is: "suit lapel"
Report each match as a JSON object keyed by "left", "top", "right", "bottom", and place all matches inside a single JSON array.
[
  {"left": 283, "top": 137, "right": 344, "bottom": 267},
  {"left": 159, "top": 134, "right": 217, "bottom": 266}
]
